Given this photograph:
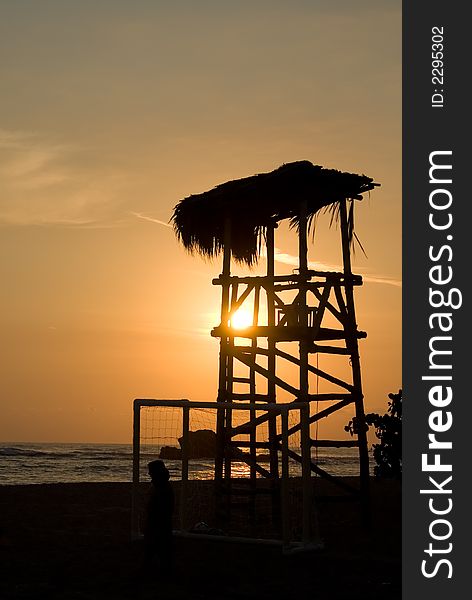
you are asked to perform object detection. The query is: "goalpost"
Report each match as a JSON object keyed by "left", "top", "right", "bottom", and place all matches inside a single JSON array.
[{"left": 131, "top": 399, "right": 320, "bottom": 551}]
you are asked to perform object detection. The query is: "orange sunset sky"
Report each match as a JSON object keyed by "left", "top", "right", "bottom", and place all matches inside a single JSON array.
[{"left": 0, "top": 1, "right": 401, "bottom": 443}]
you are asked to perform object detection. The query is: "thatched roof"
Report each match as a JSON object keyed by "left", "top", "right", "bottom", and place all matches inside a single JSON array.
[{"left": 171, "top": 160, "right": 379, "bottom": 265}]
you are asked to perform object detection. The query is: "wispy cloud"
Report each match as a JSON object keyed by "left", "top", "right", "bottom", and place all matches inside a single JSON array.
[
  {"left": 360, "top": 274, "right": 401, "bottom": 287},
  {"left": 131, "top": 211, "right": 172, "bottom": 228},
  {"left": 263, "top": 246, "right": 401, "bottom": 288},
  {"left": 0, "top": 129, "right": 126, "bottom": 227},
  {"left": 0, "top": 129, "right": 70, "bottom": 185}
]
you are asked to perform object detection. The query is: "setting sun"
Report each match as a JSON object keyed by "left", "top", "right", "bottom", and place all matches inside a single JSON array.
[{"left": 231, "top": 307, "right": 253, "bottom": 330}]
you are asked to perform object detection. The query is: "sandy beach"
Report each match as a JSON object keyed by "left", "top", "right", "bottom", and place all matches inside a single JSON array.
[{"left": 0, "top": 478, "right": 400, "bottom": 599}]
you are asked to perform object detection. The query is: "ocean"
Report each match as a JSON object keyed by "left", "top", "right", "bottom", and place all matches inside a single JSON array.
[{"left": 0, "top": 442, "right": 371, "bottom": 485}]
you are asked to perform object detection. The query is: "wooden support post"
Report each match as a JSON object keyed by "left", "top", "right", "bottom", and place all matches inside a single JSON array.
[
  {"left": 266, "top": 221, "right": 281, "bottom": 534},
  {"left": 281, "top": 408, "right": 290, "bottom": 547},
  {"left": 266, "top": 222, "right": 278, "bottom": 479},
  {"left": 225, "top": 284, "right": 238, "bottom": 491},
  {"left": 216, "top": 218, "right": 231, "bottom": 488},
  {"left": 180, "top": 406, "right": 189, "bottom": 530},
  {"left": 250, "top": 285, "right": 260, "bottom": 484},
  {"left": 301, "top": 404, "right": 316, "bottom": 544},
  {"left": 131, "top": 400, "right": 141, "bottom": 540},
  {"left": 339, "top": 199, "right": 370, "bottom": 526},
  {"left": 298, "top": 200, "right": 309, "bottom": 403},
  {"left": 298, "top": 200, "right": 309, "bottom": 273}
]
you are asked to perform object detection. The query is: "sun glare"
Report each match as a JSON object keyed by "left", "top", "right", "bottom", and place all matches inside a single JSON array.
[{"left": 231, "top": 307, "right": 253, "bottom": 330}]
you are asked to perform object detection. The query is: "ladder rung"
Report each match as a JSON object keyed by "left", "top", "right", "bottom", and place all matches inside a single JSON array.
[{"left": 232, "top": 377, "right": 252, "bottom": 384}]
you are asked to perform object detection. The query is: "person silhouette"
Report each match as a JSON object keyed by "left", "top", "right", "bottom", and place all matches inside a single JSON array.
[{"left": 143, "top": 459, "right": 174, "bottom": 572}]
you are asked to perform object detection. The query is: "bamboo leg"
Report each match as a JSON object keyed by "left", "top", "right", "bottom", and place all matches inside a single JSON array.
[
  {"left": 266, "top": 222, "right": 278, "bottom": 476},
  {"left": 339, "top": 199, "right": 370, "bottom": 526},
  {"left": 298, "top": 199, "right": 309, "bottom": 403},
  {"left": 266, "top": 223, "right": 281, "bottom": 533},
  {"left": 249, "top": 285, "right": 260, "bottom": 530},
  {"left": 301, "top": 405, "right": 316, "bottom": 544},
  {"left": 225, "top": 283, "right": 238, "bottom": 482},
  {"left": 216, "top": 219, "right": 231, "bottom": 523},
  {"left": 281, "top": 408, "right": 290, "bottom": 547}
]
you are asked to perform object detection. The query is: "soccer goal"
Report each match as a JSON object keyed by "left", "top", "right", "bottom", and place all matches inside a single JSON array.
[{"left": 132, "top": 399, "right": 320, "bottom": 551}]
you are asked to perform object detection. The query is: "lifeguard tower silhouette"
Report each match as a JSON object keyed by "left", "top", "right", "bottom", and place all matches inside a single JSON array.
[{"left": 172, "top": 160, "right": 379, "bottom": 528}]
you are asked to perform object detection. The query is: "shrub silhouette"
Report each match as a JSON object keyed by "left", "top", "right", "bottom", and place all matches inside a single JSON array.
[{"left": 345, "top": 389, "right": 402, "bottom": 478}]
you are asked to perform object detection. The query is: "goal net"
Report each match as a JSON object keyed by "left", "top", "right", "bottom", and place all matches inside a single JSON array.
[{"left": 132, "top": 399, "right": 319, "bottom": 550}]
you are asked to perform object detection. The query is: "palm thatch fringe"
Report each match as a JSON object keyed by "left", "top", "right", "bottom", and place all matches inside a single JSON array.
[{"left": 171, "top": 161, "right": 379, "bottom": 266}]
